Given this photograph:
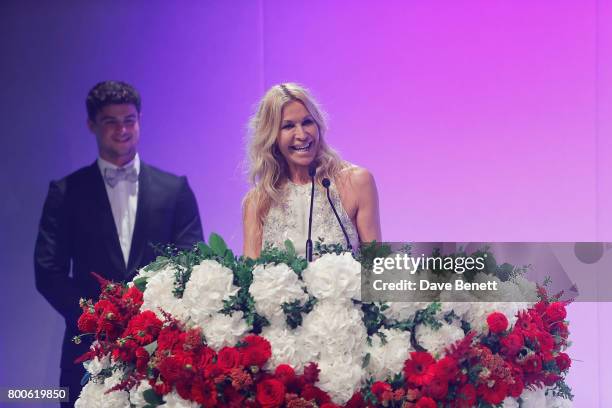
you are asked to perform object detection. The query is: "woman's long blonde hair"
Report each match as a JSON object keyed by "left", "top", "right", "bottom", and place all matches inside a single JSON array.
[{"left": 245, "top": 83, "right": 348, "bottom": 223}]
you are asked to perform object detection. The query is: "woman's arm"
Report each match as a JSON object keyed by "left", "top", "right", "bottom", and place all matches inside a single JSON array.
[
  {"left": 351, "top": 168, "right": 382, "bottom": 243},
  {"left": 242, "top": 191, "right": 263, "bottom": 259}
]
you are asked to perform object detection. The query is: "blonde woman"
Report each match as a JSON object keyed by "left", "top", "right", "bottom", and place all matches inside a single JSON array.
[{"left": 243, "top": 83, "right": 381, "bottom": 259}]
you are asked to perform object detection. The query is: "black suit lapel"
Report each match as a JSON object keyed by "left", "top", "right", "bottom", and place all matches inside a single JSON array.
[
  {"left": 127, "top": 162, "right": 151, "bottom": 276},
  {"left": 89, "top": 162, "right": 126, "bottom": 276}
]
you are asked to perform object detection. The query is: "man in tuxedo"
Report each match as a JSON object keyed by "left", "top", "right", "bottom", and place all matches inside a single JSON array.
[{"left": 34, "top": 80, "right": 203, "bottom": 407}]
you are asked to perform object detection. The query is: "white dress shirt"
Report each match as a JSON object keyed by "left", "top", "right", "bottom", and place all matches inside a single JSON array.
[{"left": 97, "top": 154, "right": 140, "bottom": 266}]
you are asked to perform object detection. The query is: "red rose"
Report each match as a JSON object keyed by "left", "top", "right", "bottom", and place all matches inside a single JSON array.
[
  {"left": 487, "top": 312, "right": 509, "bottom": 334},
  {"left": 456, "top": 383, "right": 476, "bottom": 407},
  {"left": 196, "top": 346, "right": 216, "bottom": 372},
  {"left": 555, "top": 353, "right": 572, "bottom": 371},
  {"left": 415, "top": 396, "right": 437, "bottom": 408},
  {"left": 256, "top": 379, "right": 286, "bottom": 408},
  {"left": 217, "top": 347, "right": 242, "bottom": 372},
  {"left": 77, "top": 311, "right": 98, "bottom": 333},
  {"left": 240, "top": 335, "right": 272, "bottom": 367},
  {"left": 404, "top": 351, "right": 435, "bottom": 386},
  {"left": 274, "top": 364, "right": 296, "bottom": 385}
]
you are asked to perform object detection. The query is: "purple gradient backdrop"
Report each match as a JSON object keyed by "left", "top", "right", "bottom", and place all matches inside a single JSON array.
[{"left": 1, "top": 1, "right": 609, "bottom": 406}]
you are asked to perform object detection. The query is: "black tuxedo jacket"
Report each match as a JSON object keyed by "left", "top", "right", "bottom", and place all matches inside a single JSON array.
[{"left": 34, "top": 161, "right": 203, "bottom": 367}]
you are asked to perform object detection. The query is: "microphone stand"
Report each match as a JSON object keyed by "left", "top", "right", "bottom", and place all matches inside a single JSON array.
[
  {"left": 306, "top": 164, "right": 317, "bottom": 262},
  {"left": 322, "top": 178, "right": 352, "bottom": 250}
]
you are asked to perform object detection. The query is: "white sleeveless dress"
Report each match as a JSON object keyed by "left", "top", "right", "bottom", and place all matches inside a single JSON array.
[{"left": 262, "top": 181, "right": 359, "bottom": 256}]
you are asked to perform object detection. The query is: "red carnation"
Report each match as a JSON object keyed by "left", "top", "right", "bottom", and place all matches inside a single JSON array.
[
  {"left": 157, "top": 327, "right": 181, "bottom": 351},
  {"left": 555, "top": 353, "right": 572, "bottom": 371},
  {"left": 424, "top": 374, "right": 449, "bottom": 400},
  {"left": 404, "top": 351, "right": 435, "bottom": 386},
  {"left": 321, "top": 404, "right": 342, "bottom": 408},
  {"left": 500, "top": 332, "right": 524, "bottom": 357},
  {"left": 121, "top": 286, "right": 143, "bottom": 312},
  {"left": 456, "top": 383, "right": 477, "bottom": 407},
  {"left": 77, "top": 311, "right": 98, "bottom": 333},
  {"left": 123, "top": 310, "right": 162, "bottom": 345},
  {"left": 478, "top": 380, "right": 508, "bottom": 405},
  {"left": 432, "top": 356, "right": 458, "bottom": 381},
  {"left": 218, "top": 347, "right": 242, "bottom": 372},
  {"left": 191, "top": 377, "right": 218, "bottom": 406},
  {"left": 415, "top": 396, "right": 437, "bottom": 408},
  {"left": 508, "top": 376, "right": 524, "bottom": 398},
  {"left": 240, "top": 335, "right": 272, "bottom": 367},
  {"left": 196, "top": 346, "right": 216, "bottom": 372},
  {"left": 544, "top": 302, "right": 567, "bottom": 323},
  {"left": 301, "top": 384, "right": 331, "bottom": 405},
  {"left": 256, "top": 379, "right": 286, "bottom": 408},
  {"left": 345, "top": 392, "right": 366, "bottom": 408},
  {"left": 135, "top": 347, "right": 149, "bottom": 373},
  {"left": 487, "top": 312, "right": 509, "bottom": 334}
]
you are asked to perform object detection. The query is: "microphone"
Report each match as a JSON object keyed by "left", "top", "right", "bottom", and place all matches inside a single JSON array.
[
  {"left": 322, "top": 177, "right": 352, "bottom": 250},
  {"left": 306, "top": 163, "right": 317, "bottom": 262}
]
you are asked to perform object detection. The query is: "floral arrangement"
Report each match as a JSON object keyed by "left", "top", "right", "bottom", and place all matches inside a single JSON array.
[{"left": 74, "top": 235, "right": 573, "bottom": 408}]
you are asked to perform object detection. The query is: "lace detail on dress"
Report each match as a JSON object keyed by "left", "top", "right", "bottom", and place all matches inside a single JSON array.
[{"left": 262, "top": 181, "right": 359, "bottom": 256}]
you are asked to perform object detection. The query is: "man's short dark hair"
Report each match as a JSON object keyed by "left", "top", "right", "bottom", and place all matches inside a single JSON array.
[{"left": 86, "top": 80, "right": 141, "bottom": 121}]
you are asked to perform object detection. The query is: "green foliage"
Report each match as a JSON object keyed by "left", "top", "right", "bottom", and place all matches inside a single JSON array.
[
  {"left": 358, "top": 241, "right": 392, "bottom": 271},
  {"left": 142, "top": 388, "right": 164, "bottom": 406},
  {"left": 360, "top": 302, "right": 388, "bottom": 337},
  {"left": 281, "top": 296, "right": 317, "bottom": 329},
  {"left": 547, "top": 379, "right": 574, "bottom": 401}
]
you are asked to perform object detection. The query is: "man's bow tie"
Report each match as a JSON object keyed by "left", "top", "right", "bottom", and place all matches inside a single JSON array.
[{"left": 103, "top": 167, "right": 138, "bottom": 187}]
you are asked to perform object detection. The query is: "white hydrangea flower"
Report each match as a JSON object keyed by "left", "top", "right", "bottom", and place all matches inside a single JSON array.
[
  {"left": 365, "top": 328, "right": 413, "bottom": 381},
  {"left": 520, "top": 388, "right": 547, "bottom": 408},
  {"left": 302, "top": 253, "right": 361, "bottom": 300},
  {"left": 163, "top": 391, "right": 200, "bottom": 408},
  {"left": 298, "top": 300, "right": 366, "bottom": 360},
  {"left": 317, "top": 360, "right": 364, "bottom": 405},
  {"left": 545, "top": 393, "right": 573, "bottom": 408},
  {"left": 249, "top": 263, "right": 308, "bottom": 326},
  {"left": 129, "top": 379, "right": 152, "bottom": 408},
  {"left": 141, "top": 265, "right": 188, "bottom": 322},
  {"left": 415, "top": 321, "right": 464, "bottom": 358},
  {"left": 381, "top": 301, "right": 430, "bottom": 321},
  {"left": 182, "top": 260, "right": 238, "bottom": 324},
  {"left": 501, "top": 397, "right": 519, "bottom": 408},
  {"left": 75, "top": 369, "right": 130, "bottom": 408},
  {"left": 199, "top": 312, "right": 248, "bottom": 350},
  {"left": 261, "top": 325, "right": 305, "bottom": 372},
  {"left": 75, "top": 380, "right": 106, "bottom": 408},
  {"left": 83, "top": 353, "right": 110, "bottom": 376}
]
